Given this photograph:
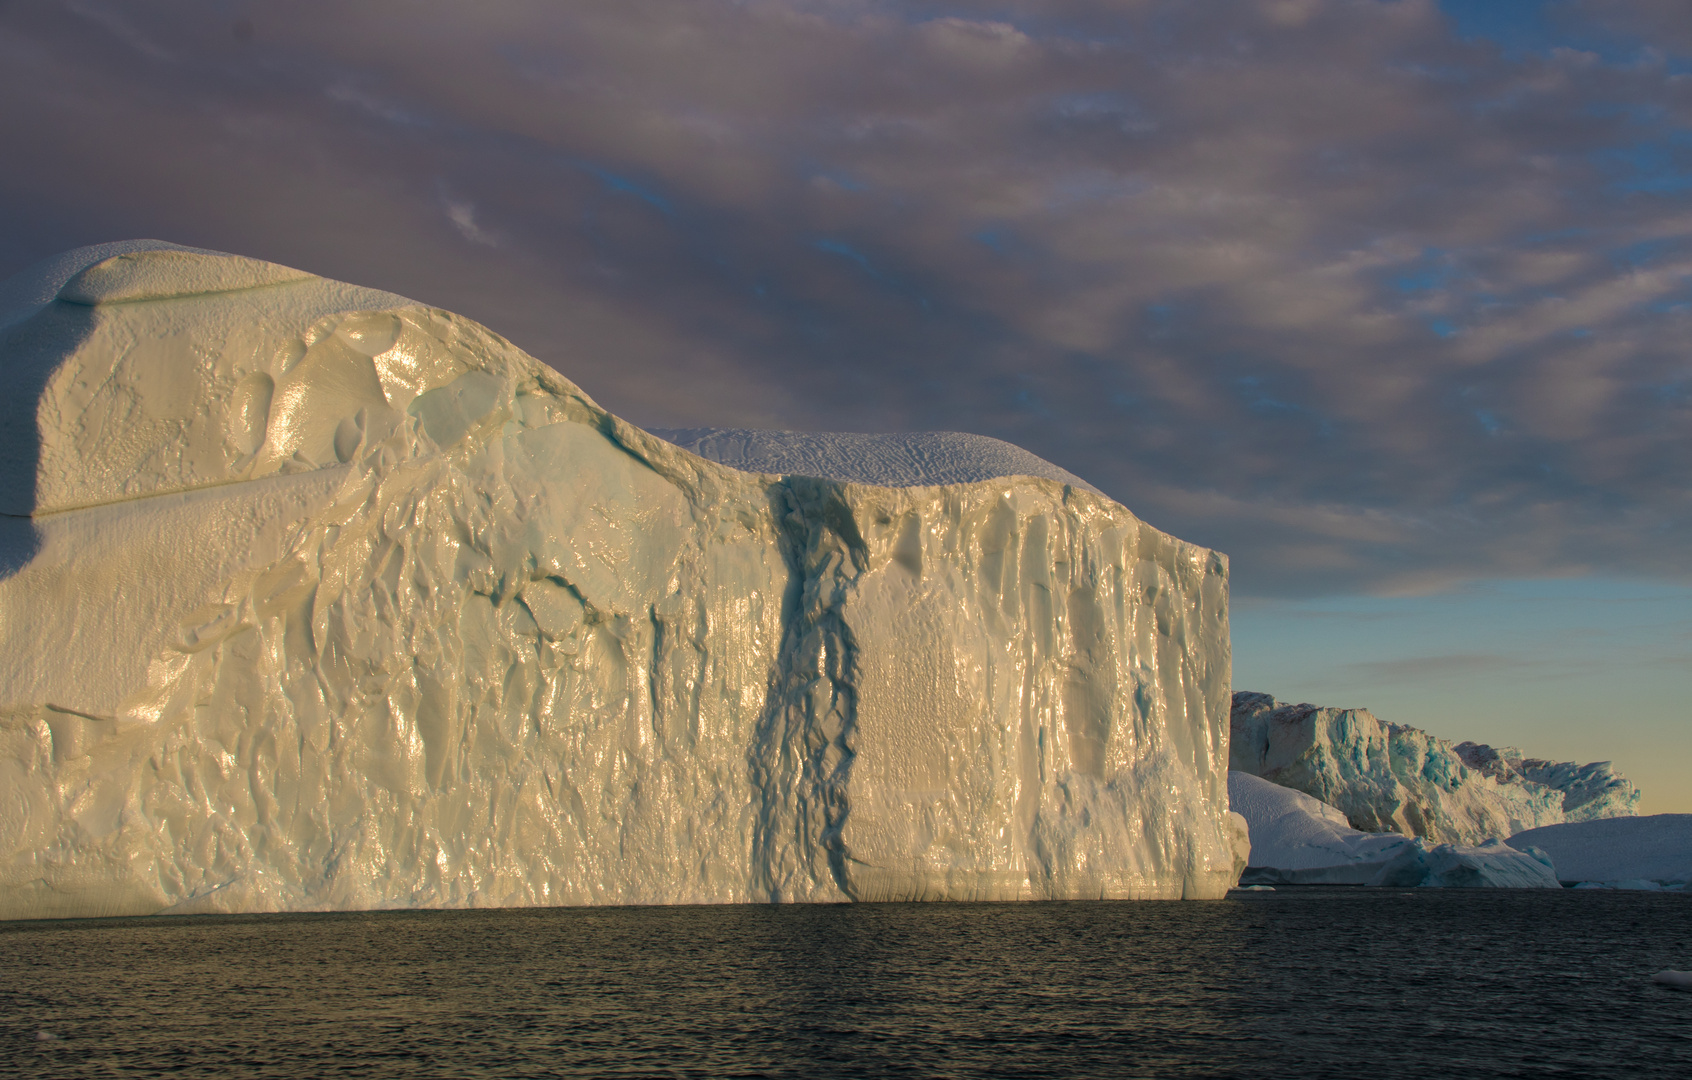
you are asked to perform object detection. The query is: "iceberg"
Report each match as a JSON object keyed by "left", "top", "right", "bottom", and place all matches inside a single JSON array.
[
  {"left": 1230, "top": 691, "right": 1638, "bottom": 845},
  {"left": 1506, "top": 816, "right": 1692, "bottom": 890},
  {"left": 1229, "top": 772, "right": 1560, "bottom": 888},
  {"left": 0, "top": 241, "right": 1241, "bottom": 919}
]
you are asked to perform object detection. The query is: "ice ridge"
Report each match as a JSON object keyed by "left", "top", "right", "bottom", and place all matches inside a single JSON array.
[{"left": 1452, "top": 742, "right": 1640, "bottom": 822}]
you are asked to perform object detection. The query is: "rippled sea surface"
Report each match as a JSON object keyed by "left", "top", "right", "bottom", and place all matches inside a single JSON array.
[{"left": 3, "top": 888, "right": 1690, "bottom": 1078}]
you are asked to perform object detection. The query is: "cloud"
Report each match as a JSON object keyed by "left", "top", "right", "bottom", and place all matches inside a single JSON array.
[
  {"left": 1563, "top": 0, "right": 1692, "bottom": 57},
  {"left": 441, "top": 194, "right": 499, "bottom": 247},
  {"left": 1, "top": 0, "right": 1690, "bottom": 597},
  {"left": 327, "top": 81, "right": 428, "bottom": 127}
]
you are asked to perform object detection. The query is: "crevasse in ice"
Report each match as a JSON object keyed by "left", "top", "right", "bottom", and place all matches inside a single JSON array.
[{"left": 0, "top": 242, "right": 1241, "bottom": 919}]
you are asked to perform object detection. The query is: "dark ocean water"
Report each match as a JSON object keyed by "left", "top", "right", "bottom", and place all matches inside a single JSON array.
[{"left": 2, "top": 888, "right": 1689, "bottom": 1079}]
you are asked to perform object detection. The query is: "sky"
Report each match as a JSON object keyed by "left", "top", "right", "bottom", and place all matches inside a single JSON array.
[{"left": 0, "top": 0, "right": 1688, "bottom": 810}]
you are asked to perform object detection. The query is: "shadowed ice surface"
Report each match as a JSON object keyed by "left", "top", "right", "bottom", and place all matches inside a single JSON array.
[{"left": 3, "top": 890, "right": 1690, "bottom": 1078}]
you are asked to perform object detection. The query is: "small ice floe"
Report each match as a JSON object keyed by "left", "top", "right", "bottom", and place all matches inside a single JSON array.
[
  {"left": 1238, "top": 885, "right": 1275, "bottom": 891},
  {"left": 34, "top": 1030, "right": 57, "bottom": 1042},
  {"left": 1652, "top": 970, "right": 1692, "bottom": 989}
]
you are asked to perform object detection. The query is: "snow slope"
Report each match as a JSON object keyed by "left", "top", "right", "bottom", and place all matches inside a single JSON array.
[
  {"left": 1230, "top": 692, "right": 1638, "bottom": 845},
  {"left": 0, "top": 242, "right": 1240, "bottom": 919},
  {"left": 1507, "top": 817, "right": 1692, "bottom": 889},
  {"left": 1228, "top": 771, "right": 1411, "bottom": 884},
  {"left": 1229, "top": 772, "right": 1560, "bottom": 888}
]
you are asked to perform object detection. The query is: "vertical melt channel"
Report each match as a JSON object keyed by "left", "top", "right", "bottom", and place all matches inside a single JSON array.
[{"left": 748, "top": 478, "right": 865, "bottom": 901}]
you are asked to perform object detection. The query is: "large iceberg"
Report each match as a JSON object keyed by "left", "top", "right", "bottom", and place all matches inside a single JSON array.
[
  {"left": 0, "top": 242, "right": 1240, "bottom": 919},
  {"left": 1228, "top": 772, "right": 1559, "bottom": 887},
  {"left": 1230, "top": 691, "right": 1638, "bottom": 844}
]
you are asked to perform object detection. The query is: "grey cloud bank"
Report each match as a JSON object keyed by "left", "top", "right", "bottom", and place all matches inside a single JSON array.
[{"left": 1, "top": 0, "right": 1690, "bottom": 598}]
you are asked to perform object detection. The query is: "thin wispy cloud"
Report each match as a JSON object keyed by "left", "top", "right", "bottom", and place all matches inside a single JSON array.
[
  {"left": 441, "top": 194, "right": 499, "bottom": 247},
  {"left": 327, "top": 81, "right": 429, "bottom": 128},
  {"left": 60, "top": 0, "right": 173, "bottom": 62},
  {"left": 1, "top": 0, "right": 1689, "bottom": 598}
]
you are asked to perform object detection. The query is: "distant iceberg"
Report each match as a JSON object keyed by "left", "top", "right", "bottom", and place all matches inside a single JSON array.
[
  {"left": 1231, "top": 691, "right": 1638, "bottom": 845},
  {"left": 1507, "top": 816, "right": 1692, "bottom": 890},
  {"left": 0, "top": 242, "right": 1242, "bottom": 919},
  {"left": 1229, "top": 772, "right": 1560, "bottom": 888}
]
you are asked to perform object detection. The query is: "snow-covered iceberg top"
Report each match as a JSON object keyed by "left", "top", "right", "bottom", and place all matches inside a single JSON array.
[
  {"left": 650, "top": 428, "right": 1103, "bottom": 494},
  {"left": 0, "top": 240, "right": 417, "bottom": 518},
  {"left": 1229, "top": 772, "right": 1560, "bottom": 888},
  {"left": 0, "top": 242, "right": 1240, "bottom": 919},
  {"left": 1230, "top": 691, "right": 1638, "bottom": 845}
]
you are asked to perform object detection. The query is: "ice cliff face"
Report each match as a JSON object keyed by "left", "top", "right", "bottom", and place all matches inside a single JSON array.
[
  {"left": 1230, "top": 692, "right": 1639, "bottom": 845},
  {"left": 0, "top": 242, "right": 1239, "bottom": 919}
]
